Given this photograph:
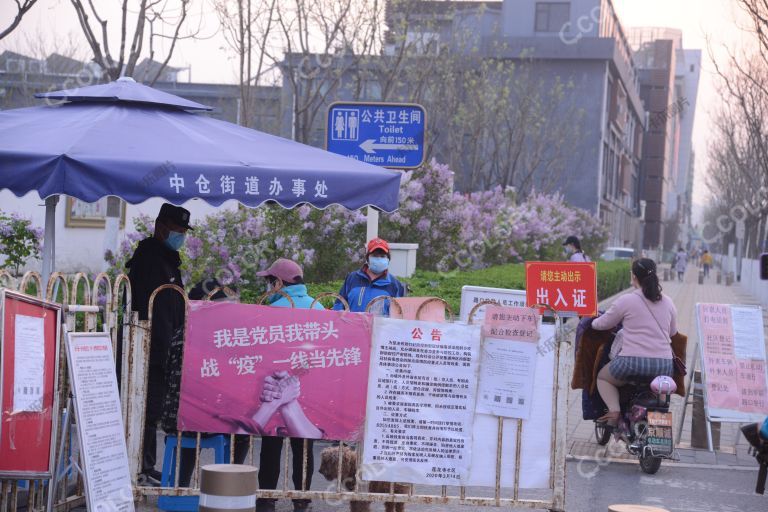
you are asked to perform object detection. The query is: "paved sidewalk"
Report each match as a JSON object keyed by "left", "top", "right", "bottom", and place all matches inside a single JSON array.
[{"left": 567, "top": 265, "right": 766, "bottom": 468}]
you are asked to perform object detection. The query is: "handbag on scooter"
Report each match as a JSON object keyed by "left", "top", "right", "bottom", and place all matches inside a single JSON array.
[{"left": 640, "top": 296, "right": 687, "bottom": 377}]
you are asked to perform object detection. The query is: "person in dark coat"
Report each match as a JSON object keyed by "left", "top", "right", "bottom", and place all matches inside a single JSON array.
[
  {"left": 127, "top": 203, "right": 192, "bottom": 486},
  {"left": 160, "top": 279, "right": 250, "bottom": 488}
]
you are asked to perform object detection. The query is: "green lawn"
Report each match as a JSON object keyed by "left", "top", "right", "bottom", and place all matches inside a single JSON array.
[{"left": 303, "top": 260, "right": 630, "bottom": 313}]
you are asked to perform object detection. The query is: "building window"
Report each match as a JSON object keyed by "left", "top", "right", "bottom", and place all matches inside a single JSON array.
[{"left": 535, "top": 2, "right": 571, "bottom": 33}]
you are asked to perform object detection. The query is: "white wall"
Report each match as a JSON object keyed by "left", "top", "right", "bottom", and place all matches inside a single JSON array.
[
  {"left": 0, "top": 190, "right": 238, "bottom": 274},
  {"left": 740, "top": 258, "right": 768, "bottom": 308}
]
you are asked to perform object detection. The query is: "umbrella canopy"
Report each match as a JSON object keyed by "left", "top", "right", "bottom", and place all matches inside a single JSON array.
[{"left": 0, "top": 78, "right": 401, "bottom": 211}]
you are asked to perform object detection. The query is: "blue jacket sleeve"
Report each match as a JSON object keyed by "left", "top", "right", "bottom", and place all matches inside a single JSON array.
[{"left": 395, "top": 278, "right": 406, "bottom": 298}]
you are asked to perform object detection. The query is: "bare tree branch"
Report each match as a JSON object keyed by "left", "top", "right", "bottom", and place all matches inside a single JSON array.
[
  {"left": 69, "top": 0, "right": 192, "bottom": 81},
  {"left": 0, "top": 0, "right": 39, "bottom": 41}
]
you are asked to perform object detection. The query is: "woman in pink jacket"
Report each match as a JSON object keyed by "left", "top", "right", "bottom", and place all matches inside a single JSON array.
[{"left": 591, "top": 258, "right": 677, "bottom": 426}]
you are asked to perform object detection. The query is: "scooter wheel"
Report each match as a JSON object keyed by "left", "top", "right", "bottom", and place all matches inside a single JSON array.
[
  {"left": 595, "top": 422, "right": 611, "bottom": 446},
  {"left": 639, "top": 454, "right": 662, "bottom": 474}
]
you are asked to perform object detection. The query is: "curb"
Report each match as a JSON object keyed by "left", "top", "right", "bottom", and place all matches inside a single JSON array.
[{"left": 566, "top": 454, "right": 759, "bottom": 471}]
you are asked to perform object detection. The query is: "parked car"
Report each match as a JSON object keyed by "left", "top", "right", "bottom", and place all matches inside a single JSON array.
[{"left": 600, "top": 246, "right": 635, "bottom": 261}]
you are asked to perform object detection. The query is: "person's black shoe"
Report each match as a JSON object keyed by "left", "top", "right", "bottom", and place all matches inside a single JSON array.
[
  {"left": 137, "top": 468, "right": 162, "bottom": 487},
  {"left": 256, "top": 498, "right": 277, "bottom": 512}
]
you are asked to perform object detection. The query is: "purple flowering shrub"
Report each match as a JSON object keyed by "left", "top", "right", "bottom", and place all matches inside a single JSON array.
[
  {"left": 0, "top": 211, "right": 44, "bottom": 276},
  {"left": 105, "top": 204, "right": 366, "bottom": 291},
  {"left": 379, "top": 160, "right": 607, "bottom": 270},
  {"left": 263, "top": 203, "right": 366, "bottom": 281},
  {"left": 506, "top": 192, "right": 607, "bottom": 262},
  {"left": 380, "top": 160, "right": 465, "bottom": 270},
  {"left": 105, "top": 160, "right": 606, "bottom": 291}
]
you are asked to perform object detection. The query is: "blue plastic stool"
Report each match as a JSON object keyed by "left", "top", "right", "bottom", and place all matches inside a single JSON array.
[{"left": 157, "top": 434, "right": 231, "bottom": 511}]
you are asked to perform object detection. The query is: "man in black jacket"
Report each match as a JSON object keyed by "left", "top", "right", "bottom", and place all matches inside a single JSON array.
[{"left": 127, "top": 203, "right": 191, "bottom": 485}]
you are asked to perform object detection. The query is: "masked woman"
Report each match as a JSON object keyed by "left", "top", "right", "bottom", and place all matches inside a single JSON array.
[{"left": 591, "top": 258, "right": 677, "bottom": 426}]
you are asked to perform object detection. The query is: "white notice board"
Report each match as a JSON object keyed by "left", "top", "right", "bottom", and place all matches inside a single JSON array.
[
  {"left": 459, "top": 286, "right": 527, "bottom": 323},
  {"left": 66, "top": 332, "right": 135, "bottom": 512},
  {"left": 362, "top": 318, "right": 481, "bottom": 486},
  {"left": 466, "top": 323, "right": 555, "bottom": 489},
  {"left": 695, "top": 303, "right": 768, "bottom": 423}
]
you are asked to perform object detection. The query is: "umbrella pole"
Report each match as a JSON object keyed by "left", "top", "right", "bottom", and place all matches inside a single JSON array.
[{"left": 42, "top": 195, "right": 58, "bottom": 285}]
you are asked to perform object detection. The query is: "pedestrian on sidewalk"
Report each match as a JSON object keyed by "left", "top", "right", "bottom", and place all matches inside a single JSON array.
[
  {"left": 563, "top": 235, "right": 591, "bottom": 262},
  {"left": 674, "top": 247, "right": 687, "bottom": 282},
  {"left": 700, "top": 249, "right": 713, "bottom": 278}
]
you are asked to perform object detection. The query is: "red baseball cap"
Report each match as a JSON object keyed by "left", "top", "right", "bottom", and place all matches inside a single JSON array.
[
  {"left": 256, "top": 258, "right": 303, "bottom": 283},
  {"left": 367, "top": 238, "right": 390, "bottom": 255}
]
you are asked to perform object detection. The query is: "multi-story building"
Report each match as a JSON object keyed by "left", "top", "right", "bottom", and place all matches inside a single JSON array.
[
  {"left": 629, "top": 28, "right": 701, "bottom": 251},
  {"left": 280, "top": 0, "right": 648, "bottom": 248},
  {"left": 495, "top": 0, "right": 646, "bottom": 248}
]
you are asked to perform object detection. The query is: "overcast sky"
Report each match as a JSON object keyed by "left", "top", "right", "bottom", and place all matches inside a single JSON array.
[{"left": 0, "top": 0, "right": 756, "bottom": 215}]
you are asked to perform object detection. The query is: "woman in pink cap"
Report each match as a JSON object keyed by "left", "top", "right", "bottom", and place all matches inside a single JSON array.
[{"left": 254, "top": 258, "right": 323, "bottom": 512}]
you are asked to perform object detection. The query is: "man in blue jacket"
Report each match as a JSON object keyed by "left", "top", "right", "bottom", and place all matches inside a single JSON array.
[{"left": 334, "top": 237, "right": 406, "bottom": 312}]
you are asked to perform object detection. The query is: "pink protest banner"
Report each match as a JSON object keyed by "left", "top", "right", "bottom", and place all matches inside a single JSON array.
[
  {"left": 698, "top": 304, "right": 740, "bottom": 411},
  {"left": 482, "top": 306, "right": 539, "bottom": 342},
  {"left": 178, "top": 302, "right": 373, "bottom": 441}
]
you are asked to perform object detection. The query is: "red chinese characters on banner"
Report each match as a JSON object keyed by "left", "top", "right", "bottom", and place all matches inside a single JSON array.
[{"left": 524, "top": 262, "right": 597, "bottom": 316}]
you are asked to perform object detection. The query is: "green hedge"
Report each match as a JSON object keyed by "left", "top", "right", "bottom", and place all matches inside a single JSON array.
[{"left": 290, "top": 260, "right": 631, "bottom": 314}]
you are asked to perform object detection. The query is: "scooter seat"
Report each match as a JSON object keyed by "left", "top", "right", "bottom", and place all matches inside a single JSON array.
[{"left": 650, "top": 375, "right": 677, "bottom": 395}]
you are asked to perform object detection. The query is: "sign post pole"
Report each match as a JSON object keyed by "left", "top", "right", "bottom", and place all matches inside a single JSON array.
[{"left": 366, "top": 207, "right": 379, "bottom": 243}]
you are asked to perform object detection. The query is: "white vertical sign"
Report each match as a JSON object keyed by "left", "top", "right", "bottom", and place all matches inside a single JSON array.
[
  {"left": 467, "top": 323, "right": 556, "bottom": 489},
  {"left": 13, "top": 315, "right": 45, "bottom": 412},
  {"left": 362, "top": 318, "right": 481, "bottom": 486},
  {"left": 67, "top": 332, "right": 135, "bottom": 512}
]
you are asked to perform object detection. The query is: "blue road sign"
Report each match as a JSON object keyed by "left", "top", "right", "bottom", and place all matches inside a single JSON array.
[{"left": 326, "top": 102, "right": 426, "bottom": 169}]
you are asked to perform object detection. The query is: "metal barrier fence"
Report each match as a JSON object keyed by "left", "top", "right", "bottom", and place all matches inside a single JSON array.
[
  {"left": 0, "top": 270, "right": 133, "bottom": 511},
  {"left": 1, "top": 273, "right": 570, "bottom": 511}
]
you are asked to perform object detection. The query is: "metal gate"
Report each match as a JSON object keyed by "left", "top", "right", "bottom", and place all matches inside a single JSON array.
[
  {"left": 0, "top": 270, "right": 132, "bottom": 511},
  {"left": 0, "top": 273, "right": 570, "bottom": 511}
]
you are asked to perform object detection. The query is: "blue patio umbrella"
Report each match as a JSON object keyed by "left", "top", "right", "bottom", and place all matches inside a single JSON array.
[{"left": 0, "top": 78, "right": 402, "bottom": 279}]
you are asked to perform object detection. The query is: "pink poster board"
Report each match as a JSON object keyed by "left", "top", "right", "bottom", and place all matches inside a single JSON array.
[
  {"left": 697, "top": 303, "right": 768, "bottom": 418},
  {"left": 481, "top": 306, "right": 540, "bottom": 343},
  {"left": 178, "top": 302, "right": 373, "bottom": 441}
]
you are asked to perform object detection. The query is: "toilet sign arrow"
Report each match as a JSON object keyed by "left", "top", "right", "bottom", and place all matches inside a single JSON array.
[
  {"left": 360, "top": 139, "right": 419, "bottom": 154},
  {"left": 326, "top": 101, "right": 426, "bottom": 169}
]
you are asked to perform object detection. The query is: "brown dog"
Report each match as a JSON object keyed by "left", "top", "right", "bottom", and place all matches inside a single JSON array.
[{"left": 319, "top": 445, "right": 410, "bottom": 512}]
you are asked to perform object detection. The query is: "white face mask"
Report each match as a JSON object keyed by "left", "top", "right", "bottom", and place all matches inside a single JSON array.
[{"left": 368, "top": 256, "right": 389, "bottom": 274}]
